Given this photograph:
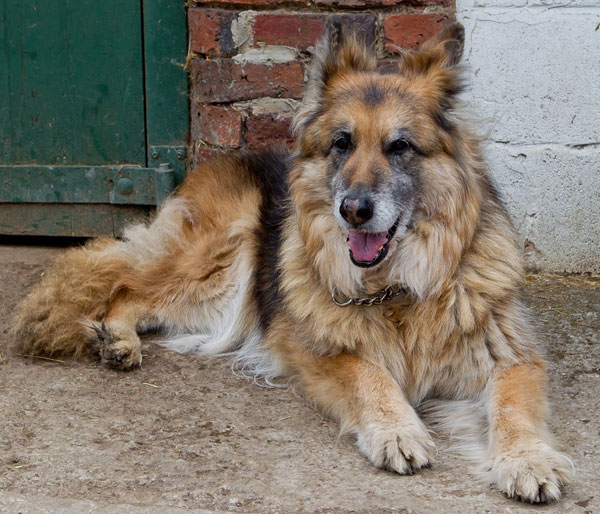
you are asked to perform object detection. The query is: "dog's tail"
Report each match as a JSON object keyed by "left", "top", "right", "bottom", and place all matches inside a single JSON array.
[
  {"left": 10, "top": 237, "right": 133, "bottom": 358},
  {"left": 10, "top": 198, "right": 192, "bottom": 359}
]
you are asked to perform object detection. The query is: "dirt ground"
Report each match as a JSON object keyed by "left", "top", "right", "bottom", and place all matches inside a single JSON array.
[{"left": 0, "top": 243, "right": 598, "bottom": 514}]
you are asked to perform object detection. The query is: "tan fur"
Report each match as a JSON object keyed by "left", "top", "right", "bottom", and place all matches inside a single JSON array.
[
  {"left": 10, "top": 237, "right": 126, "bottom": 358},
  {"left": 11, "top": 157, "right": 263, "bottom": 367},
  {"left": 10, "top": 22, "right": 572, "bottom": 502}
]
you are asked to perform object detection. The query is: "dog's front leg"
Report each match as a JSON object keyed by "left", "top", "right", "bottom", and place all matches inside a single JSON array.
[
  {"left": 487, "top": 362, "right": 573, "bottom": 502},
  {"left": 290, "top": 348, "right": 435, "bottom": 474}
]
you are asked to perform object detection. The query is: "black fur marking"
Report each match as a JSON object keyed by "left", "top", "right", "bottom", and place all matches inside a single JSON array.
[
  {"left": 442, "top": 23, "right": 465, "bottom": 67},
  {"left": 433, "top": 111, "right": 455, "bottom": 134},
  {"left": 238, "top": 149, "right": 291, "bottom": 331},
  {"left": 330, "top": 14, "right": 376, "bottom": 47},
  {"left": 320, "top": 20, "right": 344, "bottom": 86},
  {"left": 363, "top": 84, "right": 385, "bottom": 105}
]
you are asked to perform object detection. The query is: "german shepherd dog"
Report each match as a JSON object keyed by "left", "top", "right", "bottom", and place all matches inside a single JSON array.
[{"left": 12, "top": 22, "right": 572, "bottom": 503}]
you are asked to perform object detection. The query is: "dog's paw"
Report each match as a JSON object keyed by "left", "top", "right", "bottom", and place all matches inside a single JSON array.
[
  {"left": 356, "top": 419, "right": 436, "bottom": 475},
  {"left": 490, "top": 442, "right": 573, "bottom": 503},
  {"left": 84, "top": 321, "right": 142, "bottom": 371}
]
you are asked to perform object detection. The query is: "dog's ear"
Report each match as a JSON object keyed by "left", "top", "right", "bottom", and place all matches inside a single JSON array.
[
  {"left": 397, "top": 23, "right": 465, "bottom": 112},
  {"left": 313, "top": 20, "right": 376, "bottom": 85},
  {"left": 420, "top": 23, "right": 465, "bottom": 69},
  {"left": 398, "top": 23, "right": 465, "bottom": 75},
  {"left": 293, "top": 20, "right": 376, "bottom": 139}
]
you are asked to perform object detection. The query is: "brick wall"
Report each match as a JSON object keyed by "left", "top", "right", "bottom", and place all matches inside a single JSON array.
[{"left": 188, "top": 1, "right": 455, "bottom": 166}]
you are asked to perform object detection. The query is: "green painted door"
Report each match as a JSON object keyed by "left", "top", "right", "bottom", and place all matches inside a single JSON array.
[{"left": 0, "top": 0, "right": 189, "bottom": 236}]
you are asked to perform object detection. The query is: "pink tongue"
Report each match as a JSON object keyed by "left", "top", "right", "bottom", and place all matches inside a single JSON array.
[{"left": 347, "top": 230, "right": 388, "bottom": 263}]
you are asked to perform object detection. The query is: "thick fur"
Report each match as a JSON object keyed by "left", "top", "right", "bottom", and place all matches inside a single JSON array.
[{"left": 11, "top": 22, "right": 572, "bottom": 502}]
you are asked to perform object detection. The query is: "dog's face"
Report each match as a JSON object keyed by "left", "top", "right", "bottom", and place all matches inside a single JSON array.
[
  {"left": 293, "top": 22, "right": 465, "bottom": 271},
  {"left": 325, "top": 80, "right": 423, "bottom": 268}
]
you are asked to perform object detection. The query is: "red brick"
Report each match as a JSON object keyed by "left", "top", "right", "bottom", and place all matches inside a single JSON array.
[
  {"left": 192, "top": 60, "right": 304, "bottom": 103},
  {"left": 194, "top": 146, "right": 223, "bottom": 167},
  {"left": 189, "top": 8, "right": 236, "bottom": 57},
  {"left": 194, "top": 0, "right": 309, "bottom": 6},
  {"left": 245, "top": 114, "right": 295, "bottom": 149},
  {"left": 315, "top": 0, "right": 451, "bottom": 5},
  {"left": 315, "top": 0, "right": 396, "bottom": 6},
  {"left": 253, "top": 14, "right": 325, "bottom": 50},
  {"left": 384, "top": 13, "right": 453, "bottom": 52},
  {"left": 192, "top": 105, "right": 243, "bottom": 148},
  {"left": 253, "top": 13, "right": 376, "bottom": 51}
]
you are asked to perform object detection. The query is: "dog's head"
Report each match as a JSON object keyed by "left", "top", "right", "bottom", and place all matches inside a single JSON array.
[{"left": 292, "top": 22, "right": 469, "bottom": 285}]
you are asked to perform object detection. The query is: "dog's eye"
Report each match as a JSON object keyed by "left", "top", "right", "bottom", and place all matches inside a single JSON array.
[
  {"left": 390, "top": 139, "right": 411, "bottom": 154},
  {"left": 333, "top": 135, "right": 351, "bottom": 151}
]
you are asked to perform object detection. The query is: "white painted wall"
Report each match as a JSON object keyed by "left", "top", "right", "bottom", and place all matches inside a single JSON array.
[{"left": 457, "top": 0, "right": 600, "bottom": 273}]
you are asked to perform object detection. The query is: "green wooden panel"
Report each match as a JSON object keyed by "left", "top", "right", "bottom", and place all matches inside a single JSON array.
[
  {"left": 144, "top": 0, "right": 189, "bottom": 185},
  {"left": 0, "top": 0, "right": 146, "bottom": 166},
  {"left": 0, "top": 8, "right": 8, "bottom": 165},
  {"left": 0, "top": 203, "right": 153, "bottom": 237},
  {"left": 0, "top": 0, "right": 189, "bottom": 237},
  {"left": 143, "top": 0, "right": 189, "bottom": 148},
  {"left": 0, "top": 165, "right": 174, "bottom": 205}
]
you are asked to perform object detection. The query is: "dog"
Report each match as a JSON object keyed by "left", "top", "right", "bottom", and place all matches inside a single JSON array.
[{"left": 11, "top": 22, "right": 572, "bottom": 503}]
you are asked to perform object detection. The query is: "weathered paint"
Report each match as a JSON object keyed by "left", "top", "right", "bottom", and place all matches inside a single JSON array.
[
  {"left": 143, "top": 0, "right": 190, "bottom": 152},
  {"left": 0, "top": 0, "right": 190, "bottom": 236},
  {"left": 148, "top": 146, "right": 187, "bottom": 186},
  {"left": 144, "top": 0, "right": 190, "bottom": 187},
  {"left": 0, "top": 203, "right": 153, "bottom": 237},
  {"left": 0, "top": 0, "right": 146, "bottom": 166},
  {"left": 0, "top": 166, "right": 174, "bottom": 205}
]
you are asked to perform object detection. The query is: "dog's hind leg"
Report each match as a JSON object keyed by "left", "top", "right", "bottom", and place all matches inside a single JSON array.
[
  {"left": 84, "top": 291, "right": 151, "bottom": 371},
  {"left": 88, "top": 222, "right": 259, "bottom": 370},
  {"left": 10, "top": 196, "right": 195, "bottom": 361},
  {"left": 12, "top": 154, "right": 266, "bottom": 367}
]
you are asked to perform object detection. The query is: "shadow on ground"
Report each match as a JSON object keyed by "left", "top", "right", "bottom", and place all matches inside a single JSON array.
[{"left": 0, "top": 245, "right": 598, "bottom": 513}]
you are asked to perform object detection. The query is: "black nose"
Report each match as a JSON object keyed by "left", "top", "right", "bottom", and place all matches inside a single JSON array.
[{"left": 340, "top": 195, "right": 374, "bottom": 225}]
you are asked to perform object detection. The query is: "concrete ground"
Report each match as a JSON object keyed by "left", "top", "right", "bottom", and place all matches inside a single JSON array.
[{"left": 0, "top": 243, "right": 598, "bottom": 514}]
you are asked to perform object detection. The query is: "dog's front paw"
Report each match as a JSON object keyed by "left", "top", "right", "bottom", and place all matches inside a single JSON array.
[
  {"left": 356, "top": 419, "right": 436, "bottom": 475},
  {"left": 84, "top": 321, "right": 142, "bottom": 371},
  {"left": 490, "top": 442, "right": 573, "bottom": 503}
]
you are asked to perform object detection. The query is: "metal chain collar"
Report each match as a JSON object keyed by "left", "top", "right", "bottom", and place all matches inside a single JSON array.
[{"left": 331, "top": 285, "right": 407, "bottom": 307}]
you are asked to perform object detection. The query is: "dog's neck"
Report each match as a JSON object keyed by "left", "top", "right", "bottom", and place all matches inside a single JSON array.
[{"left": 331, "top": 284, "right": 409, "bottom": 307}]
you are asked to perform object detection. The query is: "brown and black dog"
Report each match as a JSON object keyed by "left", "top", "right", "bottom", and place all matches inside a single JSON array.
[{"left": 12, "top": 22, "right": 572, "bottom": 502}]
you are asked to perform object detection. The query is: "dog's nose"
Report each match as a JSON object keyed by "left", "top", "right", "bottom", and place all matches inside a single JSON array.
[{"left": 340, "top": 196, "right": 374, "bottom": 225}]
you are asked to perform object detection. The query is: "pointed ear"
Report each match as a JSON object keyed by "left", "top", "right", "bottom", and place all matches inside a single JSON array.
[
  {"left": 315, "top": 20, "right": 376, "bottom": 85},
  {"left": 420, "top": 22, "right": 465, "bottom": 69},
  {"left": 293, "top": 20, "right": 376, "bottom": 139},
  {"left": 399, "top": 23, "right": 465, "bottom": 76},
  {"left": 397, "top": 23, "right": 465, "bottom": 113}
]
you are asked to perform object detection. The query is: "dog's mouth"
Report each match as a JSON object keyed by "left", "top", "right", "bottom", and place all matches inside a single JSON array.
[{"left": 346, "top": 217, "right": 400, "bottom": 268}]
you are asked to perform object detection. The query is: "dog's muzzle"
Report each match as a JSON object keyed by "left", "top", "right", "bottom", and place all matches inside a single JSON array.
[{"left": 346, "top": 217, "right": 400, "bottom": 268}]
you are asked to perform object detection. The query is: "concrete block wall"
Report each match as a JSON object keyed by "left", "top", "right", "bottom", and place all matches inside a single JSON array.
[
  {"left": 457, "top": 0, "right": 600, "bottom": 274},
  {"left": 187, "top": 0, "right": 455, "bottom": 164}
]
